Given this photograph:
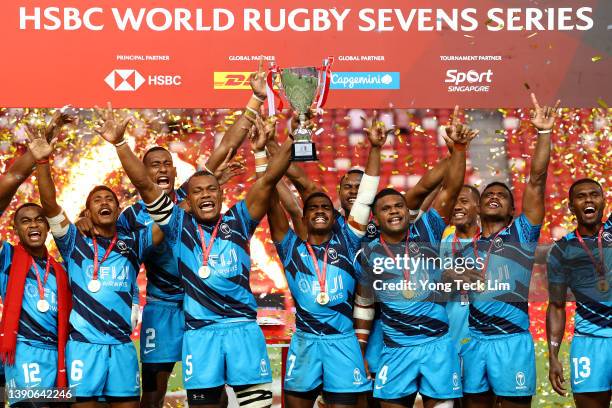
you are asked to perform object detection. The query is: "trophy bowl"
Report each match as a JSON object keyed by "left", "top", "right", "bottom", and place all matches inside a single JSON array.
[{"left": 279, "top": 67, "right": 322, "bottom": 161}]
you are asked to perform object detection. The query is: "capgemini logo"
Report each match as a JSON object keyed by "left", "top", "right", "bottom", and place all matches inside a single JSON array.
[{"left": 381, "top": 74, "right": 393, "bottom": 85}]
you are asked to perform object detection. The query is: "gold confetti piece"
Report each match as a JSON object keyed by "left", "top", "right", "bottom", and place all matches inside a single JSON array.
[
  {"left": 526, "top": 32, "right": 538, "bottom": 39},
  {"left": 596, "top": 98, "right": 608, "bottom": 109},
  {"left": 591, "top": 55, "right": 602, "bottom": 62}
]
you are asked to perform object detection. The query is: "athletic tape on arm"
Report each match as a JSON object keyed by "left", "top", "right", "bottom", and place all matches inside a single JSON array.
[
  {"left": 46, "top": 211, "right": 69, "bottom": 237},
  {"left": 348, "top": 174, "right": 379, "bottom": 235},
  {"left": 145, "top": 193, "right": 175, "bottom": 226}
]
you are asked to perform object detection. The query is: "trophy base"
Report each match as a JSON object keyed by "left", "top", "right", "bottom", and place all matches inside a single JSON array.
[{"left": 291, "top": 142, "right": 318, "bottom": 162}]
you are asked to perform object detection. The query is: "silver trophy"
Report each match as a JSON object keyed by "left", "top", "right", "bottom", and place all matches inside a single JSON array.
[{"left": 278, "top": 67, "right": 323, "bottom": 161}]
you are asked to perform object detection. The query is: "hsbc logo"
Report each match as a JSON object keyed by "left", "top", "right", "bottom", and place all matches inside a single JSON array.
[
  {"left": 105, "top": 69, "right": 145, "bottom": 91},
  {"left": 105, "top": 69, "right": 182, "bottom": 91}
]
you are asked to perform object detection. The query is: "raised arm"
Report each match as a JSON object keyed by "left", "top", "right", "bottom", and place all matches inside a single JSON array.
[
  {"left": 245, "top": 136, "right": 293, "bottom": 221},
  {"left": 205, "top": 59, "right": 268, "bottom": 172},
  {"left": 265, "top": 131, "right": 319, "bottom": 202},
  {"left": 95, "top": 104, "right": 163, "bottom": 204},
  {"left": 27, "top": 125, "right": 63, "bottom": 218},
  {"left": 432, "top": 126, "right": 477, "bottom": 221},
  {"left": 522, "top": 93, "right": 560, "bottom": 225},
  {"left": 347, "top": 120, "right": 387, "bottom": 236},
  {"left": 1, "top": 111, "right": 72, "bottom": 213},
  {"left": 277, "top": 179, "right": 307, "bottom": 240}
]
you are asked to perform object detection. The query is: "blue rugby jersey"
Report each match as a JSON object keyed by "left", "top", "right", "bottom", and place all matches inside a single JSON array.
[
  {"left": 117, "top": 200, "right": 183, "bottom": 303},
  {"left": 547, "top": 220, "right": 612, "bottom": 337},
  {"left": 334, "top": 209, "right": 379, "bottom": 243},
  {"left": 54, "top": 224, "right": 153, "bottom": 344},
  {"left": 0, "top": 242, "right": 59, "bottom": 348},
  {"left": 361, "top": 209, "right": 449, "bottom": 347},
  {"left": 465, "top": 214, "right": 541, "bottom": 336},
  {"left": 155, "top": 200, "right": 260, "bottom": 329},
  {"left": 274, "top": 224, "right": 362, "bottom": 335}
]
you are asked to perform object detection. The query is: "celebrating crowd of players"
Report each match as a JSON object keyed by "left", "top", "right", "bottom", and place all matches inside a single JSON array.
[{"left": 0, "top": 61, "right": 608, "bottom": 408}]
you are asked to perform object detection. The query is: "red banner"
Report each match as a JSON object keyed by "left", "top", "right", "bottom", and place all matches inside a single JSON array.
[{"left": 0, "top": 0, "right": 608, "bottom": 108}]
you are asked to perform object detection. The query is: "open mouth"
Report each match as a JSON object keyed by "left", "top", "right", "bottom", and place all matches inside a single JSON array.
[
  {"left": 198, "top": 200, "right": 215, "bottom": 211},
  {"left": 157, "top": 176, "right": 170, "bottom": 189},
  {"left": 487, "top": 201, "right": 500, "bottom": 209},
  {"left": 99, "top": 208, "right": 112, "bottom": 216},
  {"left": 453, "top": 211, "right": 466, "bottom": 220},
  {"left": 313, "top": 215, "right": 328, "bottom": 225},
  {"left": 28, "top": 230, "right": 42, "bottom": 241},
  {"left": 347, "top": 197, "right": 356, "bottom": 204},
  {"left": 388, "top": 216, "right": 402, "bottom": 226},
  {"left": 584, "top": 206, "right": 596, "bottom": 215}
]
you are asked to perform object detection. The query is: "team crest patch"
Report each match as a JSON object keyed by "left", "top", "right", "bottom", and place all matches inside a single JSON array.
[
  {"left": 515, "top": 371, "right": 526, "bottom": 389},
  {"left": 220, "top": 223, "right": 231, "bottom": 235},
  {"left": 260, "top": 359, "right": 268, "bottom": 376},
  {"left": 353, "top": 368, "right": 362, "bottom": 384},
  {"left": 327, "top": 247, "right": 338, "bottom": 260}
]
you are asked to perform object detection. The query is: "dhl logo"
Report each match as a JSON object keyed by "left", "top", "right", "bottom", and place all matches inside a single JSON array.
[{"left": 214, "top": 72, "right": 280, "bottom": 90}]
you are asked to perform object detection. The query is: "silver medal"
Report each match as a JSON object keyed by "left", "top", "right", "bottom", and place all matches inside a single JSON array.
[
  {"left": 316, "top": 292, "right": 330, "bottom": 305},
  {"left": 198, "top": 265, "right": 210, "bottom": 279},
  {"left": 88, "top": 279, "right": 101, "bottom": 293},
  {"left": 37, "top": 299, "right": 50, "bottom": 313}
]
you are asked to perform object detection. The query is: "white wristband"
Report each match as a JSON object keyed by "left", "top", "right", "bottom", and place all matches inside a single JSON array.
[
  {"left": 252, "top": 93, "right": 266, "bottom": 103},
  {"left": 355, "top": 329, "right": 371, "bottom": 336},
  {"left": 253, "top": 151, "right": 267, "bottom": 159},
  {"left": 537, "top": 129, "right": 552, "bottom": 134},
  {"left": 355, "top": 294, "right": 374, "bottom": 307},
  {"left": 256, "top": 165, "right": 268, "bottom": 173}
]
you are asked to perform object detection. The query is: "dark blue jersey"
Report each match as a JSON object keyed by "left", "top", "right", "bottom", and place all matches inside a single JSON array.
[
  {"left": 361, "top": 209, "right": 449, "bottom": 347},
  {"left": 54, "top": 224, "right": 153, "bottom": 344},
  {"left": 275, "top": 224, "right": 362, "bottom": 335},
  {"left": 157, "top": 200, "right": 261, "bottom": 329},
  {"left": 0, "top": 242, "right": 59, "bottom": 348},
  {"left": 548, "top": 220, "right": 612, "bottom": 337}
]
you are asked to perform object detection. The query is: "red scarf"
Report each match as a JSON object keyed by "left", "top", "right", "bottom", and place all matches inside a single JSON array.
[{"left": 0, "top": 243, "right": 72, "bottom": 387}]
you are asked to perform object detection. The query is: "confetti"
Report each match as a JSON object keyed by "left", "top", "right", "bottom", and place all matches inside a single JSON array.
[{"left": 591, "top": 55, "right": 602, "bottom": 62}]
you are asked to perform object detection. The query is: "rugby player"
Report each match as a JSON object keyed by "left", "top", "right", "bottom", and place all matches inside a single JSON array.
[
  {"left": 267, "top": 119, "right": 387, "bottom": 407},
  {"left": 460, "top": 94, "right": 560, "bottom": 408},
  {"left": 547, "top": 178, "right": 611, "bottom": 408},
  {"left": 362, "top": 124, "right": 477, "bottom": 407},
  {"left": 99, "top": 108, "right": 295, "bottom": 408},
  {"left": 34, "top": 114, "right": 163, "bottom": 408},
  {"left": 0, "top": 114, "right": 72, "bottom": 405}
]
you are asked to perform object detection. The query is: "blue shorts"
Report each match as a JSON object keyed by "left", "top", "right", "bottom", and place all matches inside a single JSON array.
[
  {"left": 5, "top": 341, "right": 57, "bottom": 404},
  {"left": 365, "top": 318, "right": 383, "bottom": 375},
  {"left": 374, "top": 335, "right": 461, "bottom": 400},
  {"left": 140, "top": 301, "right": 184, "bottom": 363},
  {"left": 182, "top": 321, "right": 271, "bottom": 390},
  {"left": 462, "top": 331, "right": 535, "bottom": 396},
  {"left": 66, "top": 340, "right": 140, "bottom": 397},
  {"left": 285, "top": 331, "right": 370, "bottom": 393},
  {"left": 446, "top": 301, "right": 470, "bottom": 354},
  {"left": 570, "top": 335, "right": 612, "bottom": 393}
]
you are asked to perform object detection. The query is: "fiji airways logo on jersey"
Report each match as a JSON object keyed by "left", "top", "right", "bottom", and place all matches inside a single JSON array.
[
  {"left": 297, "top": 276, "right": 345, "bottom": 301},
  {"left": 207, "top": 248, "right": 239, "bottom": 277},
  {"left": 25, "top": 284, "right": 58, "bottom": 311},
  {"left": 85, "top": 265, "right": 130, "bottom": 289}
]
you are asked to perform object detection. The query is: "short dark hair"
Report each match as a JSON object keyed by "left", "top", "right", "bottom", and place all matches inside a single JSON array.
[
  {"left": 142, "top": 146, "right": 172, "bottom": 165},
  {"left": 372, "top": 188, "right": 404, "bottom": 211},
  {"left": 482, "top": 182, "right": 514, "bottom": 209},
  {"left": 187, "top": 170, "right": 218, "bottom": 192},
  {"left": 569, "top": 178, "right": 603, "bottom": 201},
  {"left": 303, "top": 192, "right": 333, "bottom": 209},
  {"left": 13, "top": 203, "right": 44, "bottom": 224},
  {"left": 339, "top": 169, "right": 364, "bottom": 186},
  {"left": 86, "top": 186, "right": 119, "bottom": 209},
  {"left": 463, "top": 184, "right": 481, "bottom": 202}
]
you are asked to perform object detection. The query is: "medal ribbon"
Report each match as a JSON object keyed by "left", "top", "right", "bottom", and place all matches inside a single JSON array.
[
  {"left": 315, "top": 57, "right": 334, "bottom": 110},
  {"left": 31, "top": 256, "right": 51, "bottom": 301},
  {"left": 473, "top": 226, "right": 508, "bottom": 281},
  {"left": 451, "top": 228, "right": 480, "bottom": 298},
  {"left": 575, "top": 227, "right": 607, "bottom": 281},
  {"left": 380, "top": 230, "right": 411, "bottom": 284},
  {"left": 266, "top": 63, "right": 283, "bottom": 115},
  {"left": 197, "top": 217, "right": 223, "bottom": 268},
  {"left": 306, "top": 241, "right": 331, "bottom": 295},
  {"left": 92, "top": 234, "right": 118, "bottom": 283}
]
